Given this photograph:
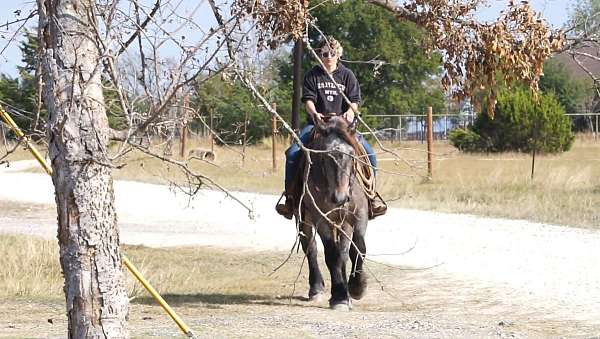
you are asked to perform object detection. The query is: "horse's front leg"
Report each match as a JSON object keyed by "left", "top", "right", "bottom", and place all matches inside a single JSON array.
[
  {"left": 322, "top": 223, "right": 352, "bottom": 310},
  {"left": 349, "top": 218, "right": 367, "bottom": 300},
  {"left": 298, "top": 219, "right": 325, "bottom": 301}
]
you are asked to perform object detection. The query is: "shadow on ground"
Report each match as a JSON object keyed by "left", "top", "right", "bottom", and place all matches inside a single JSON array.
[{"left": 132, "top": 293, "right": 312, "bottom": 308}]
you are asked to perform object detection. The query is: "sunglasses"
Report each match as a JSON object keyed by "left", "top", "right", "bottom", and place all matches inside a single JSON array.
[{"left": 320, "top": 51, "right": 337, "bottom": 58}]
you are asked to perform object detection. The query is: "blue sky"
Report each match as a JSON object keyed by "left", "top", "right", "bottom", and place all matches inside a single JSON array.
[{"left": 0, "top": 0, "right": 576, "bottom": 76}]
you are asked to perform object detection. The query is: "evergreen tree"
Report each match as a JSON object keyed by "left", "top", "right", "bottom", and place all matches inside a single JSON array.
[
  {"left": 539, "top": 59, "right": 588, "bottom": 113},
  {"left": 450, "top": 88, "right": 574, "bottom": 153},
  {"left": 0, "top": 31, "right": 39, "bottom": 130}
]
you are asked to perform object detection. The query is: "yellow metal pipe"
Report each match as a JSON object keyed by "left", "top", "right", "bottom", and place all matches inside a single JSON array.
[
  {"left": 122, "top": 256, "right": 194, "bottom": 337},
  {"left": 0, "top": 107, "right": 196, "bottom": 338},
  {"left": 0, "top": 108, "right": 52, "bottom": 175}
]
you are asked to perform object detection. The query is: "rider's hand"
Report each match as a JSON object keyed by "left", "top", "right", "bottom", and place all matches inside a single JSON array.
[
  {"left": 343, "top": 110, "right": 355, "bottom": 124},
  {"left": 313, "top": 112, "right": 325, "bottom": 123}
]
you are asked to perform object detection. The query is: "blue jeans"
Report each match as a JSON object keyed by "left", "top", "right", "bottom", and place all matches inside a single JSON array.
[{"left": 284, "top": 124, "right": 377, "bottom": 187}]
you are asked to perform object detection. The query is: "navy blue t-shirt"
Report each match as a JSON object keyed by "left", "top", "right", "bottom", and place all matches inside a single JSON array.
[{"left": 301, "top": 64, "right": 361, "bottom": 124}]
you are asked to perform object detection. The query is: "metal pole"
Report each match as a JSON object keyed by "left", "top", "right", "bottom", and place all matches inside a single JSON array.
[
  {"left": 594, "top": 113, "right": 598, "bottom": 141},
  {"left": 0, "top": 108, "right": 50, "bottom": 175},
  {"left": 180, "top": 94, "right": 189, "bottom": 159},
  {"left": 421, "top": 115, "right": 425, "bottom": 143},
  {"left": 122, "top": 257, "right": 195, "bottom": 337},
  {"left": 445, "top": 111, "right": 448, "bottom": 140},
  {"left": 242, "top": 110, "right": 249, "bottom": 166},
  {"left": 271, "top": 102, "right": 277, "bottom": 171},
  {"left": 210, "top": 108, "right": 214, "bottom": 153},
  {"left": 291, "top": 39, "right": 303, "bottom": 132},
  {"left": 426, "top": 106, "right": 433, "bottom": 180},
  {"left": 398, "top": 116, "right": 402, "bottom": 142}
]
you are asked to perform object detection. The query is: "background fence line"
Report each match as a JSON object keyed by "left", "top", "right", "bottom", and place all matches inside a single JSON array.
[{"left": 362, "top": 113, "right": 600, "bottom": 142}]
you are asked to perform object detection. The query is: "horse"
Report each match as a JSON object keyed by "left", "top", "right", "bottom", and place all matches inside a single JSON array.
[{"left": 295, "top": 116, "right": 369, "bottom": 311}]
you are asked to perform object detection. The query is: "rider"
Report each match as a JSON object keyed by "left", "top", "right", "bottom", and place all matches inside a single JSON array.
[{"left": 275, "top": 36, "right": 387, "bottom": 220}]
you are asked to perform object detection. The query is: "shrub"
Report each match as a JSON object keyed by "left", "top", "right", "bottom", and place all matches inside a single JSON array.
[
  {"left": 449, "top": 128, "right": 482, "bottom": 152},
  {"left": 452, "top": 88, "right": 574, "bottom": 153}
]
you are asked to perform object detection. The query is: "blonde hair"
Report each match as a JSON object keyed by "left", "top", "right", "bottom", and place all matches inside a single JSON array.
[{"left": 318, "top": 36, "right": 343, "bottom": 57}]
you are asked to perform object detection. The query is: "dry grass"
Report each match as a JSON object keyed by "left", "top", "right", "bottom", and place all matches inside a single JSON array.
[
  {"left": 122, "top": 243, "right": 306, "bottom": 303},
  {"left": 1, "top": 235, "right": 596, "bottom": 338},
  {"left": 375, "top": 139, "right": 600, "bottom": 228},
  {"left": 4, "top": 135, "right": 599, "bottom": 228},
  {"left": 0, "top": 234, "right": 63, "bottom": 298},
  {"left": 0, "top": 234, "right": 307, "bottom": 300},
  {"left": 111, "top": 136, "right": 600, "bottom": 228}
]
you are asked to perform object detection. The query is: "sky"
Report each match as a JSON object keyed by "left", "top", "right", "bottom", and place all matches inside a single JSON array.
[{"left": 0, "top": 0, "right": 577, "bottom": 77}]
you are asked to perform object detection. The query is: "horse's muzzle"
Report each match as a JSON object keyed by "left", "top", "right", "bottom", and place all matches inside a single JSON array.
[{"left": 331, "top": 191, "right": 350, "bottom": 205}]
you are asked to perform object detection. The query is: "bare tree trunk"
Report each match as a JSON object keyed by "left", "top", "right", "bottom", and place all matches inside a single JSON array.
[{"left": 39, "top": 1, "right": 129, "bottom": 338}]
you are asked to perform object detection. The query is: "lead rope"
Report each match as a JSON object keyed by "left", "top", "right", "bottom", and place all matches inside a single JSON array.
[{"left": 354, "top": 143, "right": 376, "bottom": 200}]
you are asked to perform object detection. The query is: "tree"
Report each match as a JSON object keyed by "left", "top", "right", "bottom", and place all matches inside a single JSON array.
[
  {"left": 38, "top": 1, "right": 129, "bottom": 337},
  {"left": 559, "top": 0, "right": 600, "bottom": 107},
  {"left": 267, "top": 0, "right": 446, "bottom": 135},
  {"left": 8, "top": 0, "right": 561, "bottom": 336},
  {"left": 234, "top": 0, "right": 563, "bottom": 116},
  {"left": 539, "top": 59, "right": 588, "bottom": 113},
  {"left": 450, "top": 88, "right": 574, "bottom": 153},
  {"left": 194, "top": 76, "right": 276, "bottom": 144},
  {"left": 539, "top": 58, "right": 592, "bottom": 131},
  {"left": 307, "top": 0, "right": 445, "bottom": 116},
  {"left": 0, "top": 31, "right": 40, "bottom": 131}
]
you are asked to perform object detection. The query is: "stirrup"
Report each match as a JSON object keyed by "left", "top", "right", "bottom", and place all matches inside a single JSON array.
[
  {"left": 368, "top": 192, "right": 387, "bottom": 220},
  {"left": 275, "top": 192, "right": 294, "bottom": 220}
]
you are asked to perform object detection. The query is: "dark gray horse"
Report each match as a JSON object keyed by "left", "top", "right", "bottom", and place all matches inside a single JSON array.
[{"left": 296, "top": 116, "right": 369, "bottom": 311}]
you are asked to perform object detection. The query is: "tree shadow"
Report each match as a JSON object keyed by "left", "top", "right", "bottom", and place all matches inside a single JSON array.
[{"left": 131, "top": 293, "right": 320, "bottom": 309}]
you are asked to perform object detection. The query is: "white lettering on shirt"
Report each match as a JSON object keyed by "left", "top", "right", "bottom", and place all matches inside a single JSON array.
[{"left": 317, "top": 82, "right": 346, "bottom": 91}]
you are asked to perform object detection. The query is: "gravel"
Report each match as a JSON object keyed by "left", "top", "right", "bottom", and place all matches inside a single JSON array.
[{"left": 1, "top": 160, "right": 599, "bottom": 332}]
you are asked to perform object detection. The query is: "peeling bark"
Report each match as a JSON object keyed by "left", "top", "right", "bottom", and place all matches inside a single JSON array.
[{"left": 39, "top": 0, "right": 129, "bottom": 337}]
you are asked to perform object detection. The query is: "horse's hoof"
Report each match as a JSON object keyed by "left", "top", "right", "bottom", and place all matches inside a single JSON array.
[
  {"left": 349, "top": 275, "right": 367, "bottom": 300},
  {"left": 329, "top": 300, "right": 351, "bottom": 311},
  {"left": 308, "top": 292, "right": 326, "bottom": 303}
]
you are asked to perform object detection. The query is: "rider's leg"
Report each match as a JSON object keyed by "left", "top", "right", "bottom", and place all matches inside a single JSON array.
[
  {"left": 356, "top": 133, "right": 387, "bottom": 219},
  {"left": 357, "top": 134, "right": 377, "bottom": 175},
  {"left": 284, "top": 124, "right": 315, "bottom": 187},
  {"left": 277, "top": 124, "right": 315, "bottom": 219}
]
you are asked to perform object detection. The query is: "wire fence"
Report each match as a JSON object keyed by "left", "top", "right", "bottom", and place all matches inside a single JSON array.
[
  {"left": 2, "top": 111, "right": 600, "bottom": 147},
  {"left": 363, "top": 113, "right": 600, "bottom": 142}
]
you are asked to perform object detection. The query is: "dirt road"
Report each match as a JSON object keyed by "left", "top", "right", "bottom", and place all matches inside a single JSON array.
[{"left": 1, "top": 161, "right": 599, "bottom": 337}]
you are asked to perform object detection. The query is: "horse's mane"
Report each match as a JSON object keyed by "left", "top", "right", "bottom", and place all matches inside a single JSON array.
[{"left": 313, "top": 117, "right": 361, "bottom": 152}]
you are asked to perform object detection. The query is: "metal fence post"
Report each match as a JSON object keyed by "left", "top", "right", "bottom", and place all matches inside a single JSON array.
[
  {"left": 426, "top": 106, "right": 433, "bottom": 180},
  {"left": 271, "top": 102, "right": 277, "bottom": 171}
]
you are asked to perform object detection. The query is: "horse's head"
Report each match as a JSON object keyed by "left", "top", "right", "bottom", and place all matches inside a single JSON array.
[{"left": 313, "top": 116, "right": 358, "bottom": 206}]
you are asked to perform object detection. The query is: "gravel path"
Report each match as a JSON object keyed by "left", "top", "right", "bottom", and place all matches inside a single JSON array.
[{"left": 1, "top": 160, "right": 599, "bottom": 333}]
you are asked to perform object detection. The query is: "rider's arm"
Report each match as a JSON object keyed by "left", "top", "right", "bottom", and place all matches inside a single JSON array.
[
  {"left": 343, "top": 102, "right": 358, "bottom": 123},
  {"left": 343, "top": 70, "right": 361, "bottom": 124},
  {"left": 305, "top": 100, "right": 324, "bottom": 123},
  {"left": 302, "top": 70, "right": 324, "bottom": 124}
]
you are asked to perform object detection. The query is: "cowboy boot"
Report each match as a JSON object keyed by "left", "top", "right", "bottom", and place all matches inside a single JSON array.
[
  {"left": 368, "top": 193, "right": 387, "bottom": 220},
  {"left": 275, "top": 194, "right": 294, "bottom": 220}
]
